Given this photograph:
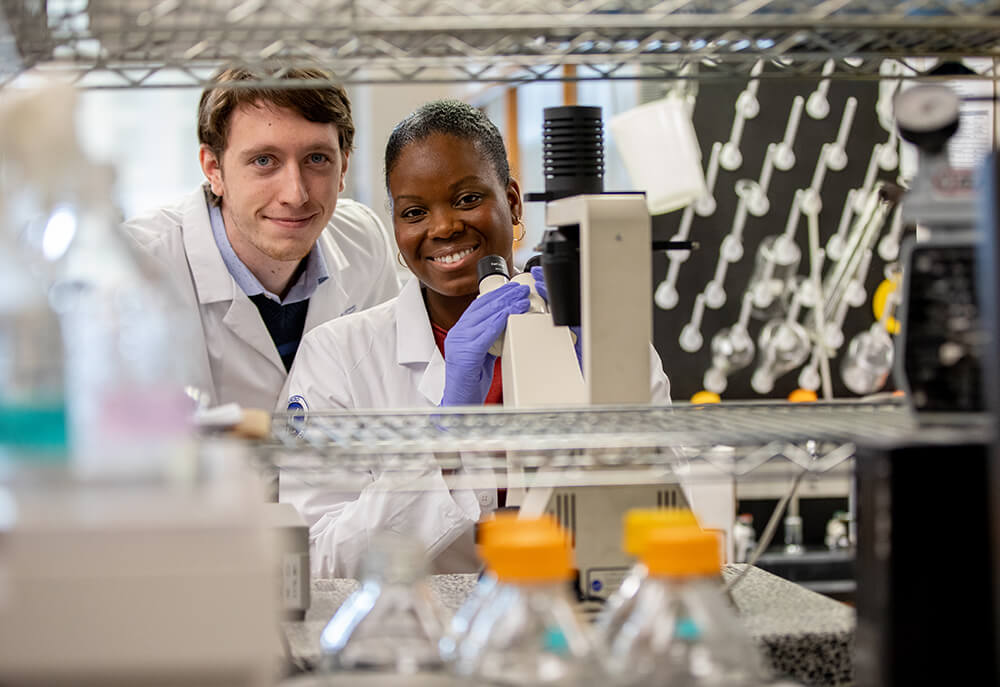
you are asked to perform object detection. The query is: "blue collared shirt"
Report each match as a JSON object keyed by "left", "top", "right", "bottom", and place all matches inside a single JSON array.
[{"left": 208, "top": 201, "right": 329, "bottom": 304}]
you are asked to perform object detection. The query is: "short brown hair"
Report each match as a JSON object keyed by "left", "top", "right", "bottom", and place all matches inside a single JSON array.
[{"left": 198, "top": 63, "right": 354, "bottom": 159}]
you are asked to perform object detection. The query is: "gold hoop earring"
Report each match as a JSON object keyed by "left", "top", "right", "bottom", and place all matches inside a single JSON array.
[
  {"left": 396, "top": 251, "right": 407, "bottom": 268},
  {"left": 514, "top": 220, "right": 526, "bottom": 242}
]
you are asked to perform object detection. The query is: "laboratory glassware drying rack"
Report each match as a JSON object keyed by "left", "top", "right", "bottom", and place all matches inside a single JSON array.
[
  {"left": 2, "top": 0, "right": 1000, "bottom": 88},
  {"left": 265, "top": 400, "right": 936, "bottom": 482}
]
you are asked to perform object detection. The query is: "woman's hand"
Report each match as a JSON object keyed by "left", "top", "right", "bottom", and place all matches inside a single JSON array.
[
  {"left": 530, "top": 266, "right": 583, "bottom": 367},
  {"left": 441, "top": 282, "right": 530, "bottom": 406}
]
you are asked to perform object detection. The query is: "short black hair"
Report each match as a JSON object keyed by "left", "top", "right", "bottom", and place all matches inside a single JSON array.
[{"left": 384, "top": 99, "right": 510, "bottom": 194}]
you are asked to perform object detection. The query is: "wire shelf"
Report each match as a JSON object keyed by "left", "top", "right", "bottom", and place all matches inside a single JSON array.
[
  {"left": 264, "top": 400, "right": 933, "bottom": 478},
  {"left": 2, "top": 0, "right": 999, "bottom": 87}
]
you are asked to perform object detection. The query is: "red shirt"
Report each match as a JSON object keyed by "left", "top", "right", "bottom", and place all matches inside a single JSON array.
[{"left": 431, "top": 322, "right": 503, "bottom": 404}]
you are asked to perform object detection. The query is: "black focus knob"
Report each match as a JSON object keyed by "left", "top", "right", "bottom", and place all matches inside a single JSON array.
[{"left": 893, "top": 84, "right": 961, "bottom": 155}]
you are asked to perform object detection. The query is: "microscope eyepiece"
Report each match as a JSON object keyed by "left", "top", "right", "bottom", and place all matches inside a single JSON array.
[{"left": 477, "top": 254, "right": 510, "bottom": 284}]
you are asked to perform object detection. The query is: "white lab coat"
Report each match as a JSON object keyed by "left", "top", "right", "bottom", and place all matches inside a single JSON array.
[
  {"left": 280, "top": 276, "right": 673, "bottom": 578},
  {"left": 122, "top": 185, "right": 400, "bottom": 411}
]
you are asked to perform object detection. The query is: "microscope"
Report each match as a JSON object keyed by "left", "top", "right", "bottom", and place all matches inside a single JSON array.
[{"left": 487, "top": 105, "right": 732, "bottom": 602}]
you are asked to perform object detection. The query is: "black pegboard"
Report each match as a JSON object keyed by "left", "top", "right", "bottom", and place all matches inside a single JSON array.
[{"left": 651, "top": 65, "right": 899, "bottom": 401}]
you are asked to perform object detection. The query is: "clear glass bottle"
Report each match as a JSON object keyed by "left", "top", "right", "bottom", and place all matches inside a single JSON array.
[
  {"left": 0, "top": 166, "right": 67, "bottom": 469},
  {"left": 453, "top": 515, "right": 597, "bottom": 686},
  {"left": 593, "top": 508, "right": 699, "bottom": 655},
  {"left": 321, "top": 532, "right": 448, "bottom": 676},
  {"left": 599, "top": 527, "right": 766, "bottom": 687},
  {"left": 733, "top": 513, "right": 757, "bottom": 564},
  {"left": 48, "top": 164, "right": 196, "bottom": 480}
]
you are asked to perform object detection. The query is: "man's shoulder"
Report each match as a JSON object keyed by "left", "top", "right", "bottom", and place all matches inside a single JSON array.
[
  {"left": 320, "top": 199, "right": 389, "bottom": 251},
  {"left": 308, "top": 294, "right": 398, "bottom": 348},
  {"left": 121, "top": 188, "right": 207, "bottom": 253},
  {"left": 300, "top": 294, "right": 399, "bottom": 376},
  {"left": 329, "top": 197, "right": 381, "bottom": 226}
]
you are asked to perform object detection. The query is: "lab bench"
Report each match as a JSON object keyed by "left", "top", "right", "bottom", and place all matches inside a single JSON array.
[{"left": 280, "top": 564, "right": 854, "bottom": 687}]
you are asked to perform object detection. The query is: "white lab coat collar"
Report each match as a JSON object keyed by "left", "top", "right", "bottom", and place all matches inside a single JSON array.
[
  {"left": 182, "top": 186, "right": 233, "bottom": 305},
  {"left": 394, "top": 277, "right": 446, "bottom": 406},
  {"left": 304, "top": 232, "right": 352, "bottom": 333}
]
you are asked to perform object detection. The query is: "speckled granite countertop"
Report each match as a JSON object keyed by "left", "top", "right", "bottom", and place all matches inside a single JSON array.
[{"left": 282, "top": 565, "right": 854, "bottom": 687}]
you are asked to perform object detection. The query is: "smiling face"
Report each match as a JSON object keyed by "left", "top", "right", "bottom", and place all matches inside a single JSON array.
[
  {"left": 199, "top": 101, "right": 348, "bottom": 280},
  {"left": 389, "top": 132, "right": 521, "bottom": 326}
]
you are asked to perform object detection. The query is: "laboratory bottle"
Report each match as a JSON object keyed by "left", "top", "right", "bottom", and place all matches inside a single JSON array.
[
  {"left": 593, "top": 508, "right": 700, "bottom": 646},
  {"left": 599, "top": 526, "right": 766, "bottom": 687},
  {"left": 733, "top": 513, "right": 757, "bottom": 563},
  {"left": 0, "top": 196, "right": 67, "bottom": 467},
  {"left": 320, "top": 532, "right": 449, "bottom": 677},
  {"left": 49, "top": 164, "right": 196, "bottom": 480},
  {"left": 443, "top": 514, "right": 569, "bottom": 667},
  {"left": 453, "top": 515, "right": 598, "bottom": 686}
]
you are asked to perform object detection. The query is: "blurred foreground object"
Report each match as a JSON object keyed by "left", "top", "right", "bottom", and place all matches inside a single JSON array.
[
  {"left": 320, "top": 532, "right": 446, "bottom": 675},
  {"left": 1, "top": 83, "right": 198, "bottom": 480},
  {"left": 0, "top": 440, "right": 278, "bottom": 685}
]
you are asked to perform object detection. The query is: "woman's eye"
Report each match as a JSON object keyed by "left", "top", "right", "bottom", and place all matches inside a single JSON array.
[
  {"left": 457, "top": 193, "right": 482, "bottom": 206},
  {"left": 400, "top": 207, "right": 426, "bottom": 220}
]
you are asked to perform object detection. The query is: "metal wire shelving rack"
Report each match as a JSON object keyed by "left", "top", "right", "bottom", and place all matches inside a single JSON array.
[
  {"left": 263, "top": 400, "right": 949, "bottom": 484},
  {"left": 2, "top": 0, "right": 999, "bottom": 88}
]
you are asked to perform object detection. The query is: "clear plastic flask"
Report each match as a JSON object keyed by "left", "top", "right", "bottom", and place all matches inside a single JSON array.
[
  {"left": 321, "top": 532, "right": 447, "bottom": 676},
  {"left": 598, "top": 527, "right": 767, "bottom": 687},
  {"left": 454, "top": 515, "right": 597, "bottom": 686},
  {"left": 593, "top": 508, "right": 700, "bottom": 648}
]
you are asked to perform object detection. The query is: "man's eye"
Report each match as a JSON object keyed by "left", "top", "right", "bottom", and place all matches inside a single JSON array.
[
  {"left": 252, "top": 155, "right": 273, "bottom": 167},
  {"left": 308, "top": 153, "right": 329, "bottom": 164}
]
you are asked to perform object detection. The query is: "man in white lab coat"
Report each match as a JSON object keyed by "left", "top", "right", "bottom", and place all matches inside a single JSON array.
[{"left": 123, "top": 64, "right": 400, "bottom": 411}]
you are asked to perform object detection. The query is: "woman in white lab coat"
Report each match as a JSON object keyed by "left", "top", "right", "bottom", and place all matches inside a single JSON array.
[{"left": 281, "top": 100, "right": 671, "bottom": 578}]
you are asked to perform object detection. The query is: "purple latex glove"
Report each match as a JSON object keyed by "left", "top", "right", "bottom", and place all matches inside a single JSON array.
[
  {"left": 441, "top": 282, "right": 531, "bottom": 406},
  {"left": 530, "top": 266, "right": 583, "bottom": 367}
]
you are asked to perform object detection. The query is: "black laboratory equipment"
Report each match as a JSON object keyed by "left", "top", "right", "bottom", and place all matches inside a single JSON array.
[
  {"left": 527, "top": 105, "right": 605, "bottom": 328},
  {"left": 853, "top": 83, "right": 999, "bottom": 687}
]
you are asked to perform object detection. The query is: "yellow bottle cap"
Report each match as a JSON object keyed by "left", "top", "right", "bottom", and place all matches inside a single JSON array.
[
  {"left": 873, "top": 277, "right": 901, "bottom": 335},
  {"left": 642, "top": 527, "right": 721, "bottom": 578},
  {"left": 622, "top": 508, "right": 700, "bottom": 557},
  {"left": 691, "top": 390, "right": 721, "bottom": 404},
  {"left": 479, "top": 515, "right": 573, "bottom": 583}
]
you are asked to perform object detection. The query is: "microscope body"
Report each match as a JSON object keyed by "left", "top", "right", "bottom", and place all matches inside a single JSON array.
[
  {"left": 544, "top": 193, "right": 652, "bottom": 405},
  {"left": 478, "top": 268, "right": 586, "bottom": 408}
]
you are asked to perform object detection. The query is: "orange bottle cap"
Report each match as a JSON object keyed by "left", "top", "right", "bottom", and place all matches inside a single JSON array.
[
  {"left": 478, "top": 515, "right": 573, "bottom": 583},
  {"left": 622, "top": 508, "right": 700, "bottom": 557},
  {"left": 642, "top": 527, "right": 721, "bottom": 578},
  {"left": 788, "top": 388, "right": 818, "bottom": 403}
]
